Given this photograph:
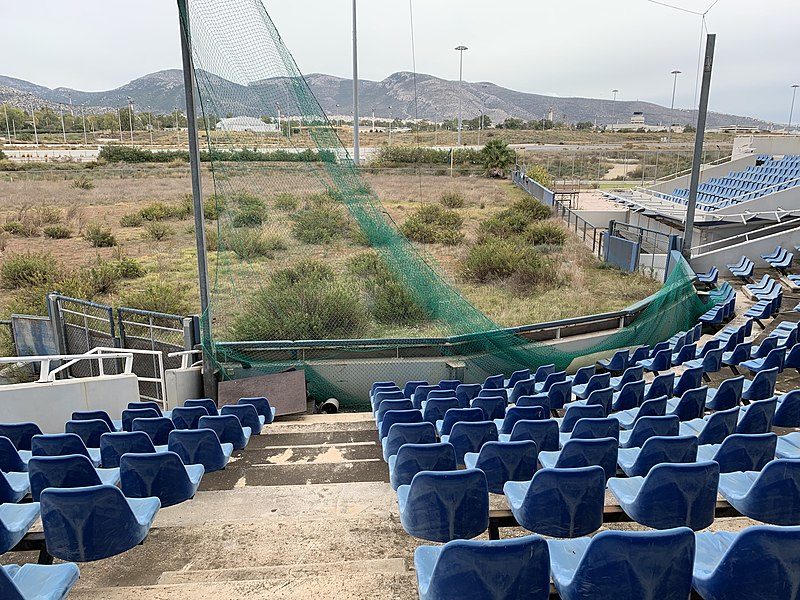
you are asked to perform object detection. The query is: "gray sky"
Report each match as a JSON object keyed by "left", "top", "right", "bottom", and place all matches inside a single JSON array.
[{"left": 3, "top": 0, "right": 799, "bottom": 122}]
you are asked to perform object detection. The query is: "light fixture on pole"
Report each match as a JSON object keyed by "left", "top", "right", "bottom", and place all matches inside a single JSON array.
[
  {"left": 612, "top": 89, "right": 619, "bottom": 129},
  {"left": 789, "top": 84, "right": 799, "bottom": 132},
  {"left": 455, "top": 45, "right": 468, "bottom": 146},
  {"left": 668, "top": 70, "right": 682, "bottom": 142},
  {"left": 59, "top": 105, "right": 67, "bottom": 144}
]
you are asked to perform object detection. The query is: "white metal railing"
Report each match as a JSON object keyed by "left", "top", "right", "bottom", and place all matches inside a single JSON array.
[
  {"left": 0, "top": 352, "right": 134, "bottom": 383},
  {"left": 652, "top": 153, "right": 733, "bottom": 184},
  {"left": 168, "top": 349, "right": 203, "bottom": 369},
  {"left": 84, "top": 347, "right": 167, "bottom": 403},
  {"left": 690, "top": 217, "right": 800, "bottom": 255}
]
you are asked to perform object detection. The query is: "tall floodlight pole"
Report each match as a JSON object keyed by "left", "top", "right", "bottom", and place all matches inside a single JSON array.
[
  {"left": 4, "top": 104, "right": 12, "bottom": 142},
  {"left": 174, "top": 108, "right": 180, "bottom": 146},
  {"left": 455, "top": 45, "right": 468, "bottom": 146},
  {"left": 81, "top": 106, "right": 87, "bottom": 145},
  {"left": 612, "top": 89, "right": 619, "bottom": 129},
  {"left": 682, "top": 34, "right": 716, "bottom": 257},
  {"left": 60, "top": 106, "right": 67, "bottom": 143},
  {"left": 31, "top": 105, "right": 39, "bottom": 146},
  {"left": 352, "top": 0, "right": 360, "bottom": 165},
  {"left": 127, "top": 97, "right": 135, "bottom": 145},
  {"left": 118, "top": 108, "right": 123, "bottom": 142},
  {"left": 789, "top": 84, "right": 799, "bottom": 131},
  {"left": 177, "top": 0, "right": 214, "bottom": 399},
  {"left": 668, "top": 70, "right": 681, "bottom": 143}
]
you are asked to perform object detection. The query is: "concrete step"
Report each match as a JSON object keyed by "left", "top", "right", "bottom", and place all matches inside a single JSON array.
[{"left": 205, "top": 459, "right": 389, "bottom": 489}]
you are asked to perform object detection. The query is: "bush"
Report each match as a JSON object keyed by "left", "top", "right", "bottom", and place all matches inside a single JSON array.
[
  {"left": 143, "top": 221, "right": 174, "bottom": 241},
  {"left": 111, "top": 255, "right": 146, "bottom": 279},
  {"left": 120, "top": 212, "right": 144, "bottom": 227},
  {"left": 292, "top": 204, "right": 348, "bottom": 244},
  {"left": 34, "top": 205, "right": 62, "bottom": 225},
  {"left": 273, "top": 193, "right": 299, "bottom": 211},
  {"left": 120, "top": 281, "right": 192, "bottom": 316},
  {"left": 71, "top": 175, "right": 94, "bottom": 190},
  {"left": 232, "top": 204, "right": 267, "bottom": 227},
  {"left": 83, "top": 223, "right": 117, "bottom": 247},
  {"left": 526, "top": 221, "right": 567, "bottom": 246},
  {"left": 462, "top": 239, "right": 520, "bottom": 282},
  {"left": 87, "top": 262, "right": 122, "bottom": 295},
  {"left": 4, "top": 219, "right": 39, "bottom": 237},
  {"left": 370, "top": 279, "right": 426, "bottom": 325},
  {"left": 43, "top": 225, "right": 72, "bottom": 239},
  {"left": 204, "top": 196, "right": 226, "bottom": 220},
  {"left": 401, "top": 204, "right": 464, "bottom": 245},
  {"left": 525, "top": 164, "right": 554, "bottom": 190},
  {"left": 439, "top": 190, "right": 465, "bottom": 208},
  {"left": 373, "top": 146, "right": 482, "bottom": 166},
  {"left": 481, "top": 139, "right": 516, "bottom": 177},
  {"left": 205, "top": 228, "right": 218, "bottom": 251},
  {"left": 230, "top": 261, "right": 369, "bottom": 340},
  {"left": 1, "top": 252, "right": 59, "bottom": 289},
  {"left": 508, "top": 249, "right": 562, "bottom": 293},
  {"left": 228, "top": 229, "right": 287, "bottom": 259}
]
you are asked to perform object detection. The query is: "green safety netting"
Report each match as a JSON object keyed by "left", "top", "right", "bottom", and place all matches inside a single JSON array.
[{"left": 179, "top": 0, "right": 715, "bottom": 409}]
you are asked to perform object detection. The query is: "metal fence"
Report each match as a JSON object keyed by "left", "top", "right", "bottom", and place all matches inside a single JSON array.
[{"left": 50, "top": 296, "right": 118, "bottom": 378}]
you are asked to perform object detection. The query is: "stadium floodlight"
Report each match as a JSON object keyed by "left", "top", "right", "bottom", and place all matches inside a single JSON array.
[
  {"left": 455, "top": 45, "right": 468, "bottom": 146},
  {"left": 668, "top": 70, "right": 682, "bottom": 142},
  {"left": 790, "top": 84, "right": 799, "bottom": 131}
]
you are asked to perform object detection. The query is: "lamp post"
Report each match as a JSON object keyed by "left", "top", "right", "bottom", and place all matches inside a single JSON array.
[
  {"left": 789, "top": 84, "right": 799, "bottom": 132},
  {"left": 59, "top": 106, "right": 67, "bottom": 143},
  {"left": 31, "top": 104, "right": 39, "bottom": 146},
  {"left": 388, "top": 105, "right": 393, "bottom": 145},
  {"left": 455, "top": 45, "right": 468, "bottom": 146},
  {"left": 612, "top": 89, "right": 619, "bottom": 130},
  {"left": 668, "top": 70, "right": 681, "bottom": 143},
  {"left": 3, "top": 104, "right": 11, "bottom": 143},
  {"left": 81, "top": 106, "right": 88, "bottom": 145},
  {"left": 127, "top": 97, "right": 135, "bottom": 145}
]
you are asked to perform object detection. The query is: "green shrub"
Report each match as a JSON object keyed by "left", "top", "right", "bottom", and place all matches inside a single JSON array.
[
  {"left": 1, "top": 252, "right": 59, "bottom": 289},
  {"left": 139, "top": 202, "right": 174, "bottom": 222},
  {"left": 8, "top": 274, "right": 92, "bottom": 316},
  {"left": 401, "top": 204, "right": 464, "bottom": 245},
  {"left": 228, "top": 229, "right": 287, "bottom": 259},
  {"left": 120, "top": 281, "right": 191, "bottom": 316},
  {"left": 143, "top": 221, "right": 174, "bottom": 241},
  {"left": 347, "top": 252, "right": 391, "bottom": 280},
  {"left": 273, "top": 193, "right": 299, "bottom": 211},
  {"left": 370, "top": 279, "right": 426, "bottom": 325},
  {"left": 481, "top": 139, "right": 516, "bottom": 177},
  {"left": 34, "top": 205, "right": 62, "bottom": 225},
  {"left": 462, "top": 239, "right": 520, "bottom": 282},
  {"left": 87, "top": 262, "right": 122, "bottom": 295},
  {"left": 111, "top": 256, "right": 146, "bottom": 279},
  {"left": 205, "top": 228, "right": 218, "bottom": 251},
  {"left": 525, "top": 164, "right": 554, "bottom": 189},
  {"left": 439, "top": 190, "right": 465, "bottom": 208},
  {"left": 479, "top": 196, "right": 552, "bottom": 240},
  {"left": 43, "top": 225, "right": 72, "bottom": 239},
  {"left": 292, "top": 205, "right": 348, "bottom": 244},
  {"left": 514, "top": 196, "right": 552, "bottom": 220},
  {"left": 230, "top": 260, "right": 369, "bottom": 340},
  {"left": 120, "top": 212, "right": 144, "bottom": 227},
  {"left": 4, "top": 220, "right": 39, "bottom": 237},
  {"left": 508, "top": 249, "right": 562, "bottom": 293},
  {"left": 71, "top": 175, "right": 94, "bottom": 190},
  {"left": 526, "top": 221, "right": 567, "bottom": 246},
  {"left": 83, "top": 223, "right": 117, "bottom": 247},
  {"left": 232, "top": 204, "right": 267, "bottom": 227},
  {"left": 204, "top": 196, "right": 226, "bottom": 220}
]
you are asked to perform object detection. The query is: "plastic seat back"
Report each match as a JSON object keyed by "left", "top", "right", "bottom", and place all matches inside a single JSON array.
[
  {"left": 132, "top": 417, "right": 175, "bottom": 446},
  {"left": 515, "top": 394, "right": 550, "bottom": 412},
  {"left": 0, "top": 436, "right": 27, "bottom": 473},
  {"left": 570, "top": 365, "right": 595, "bottom": 386},
  {"left": 613, "top": 380, "right": 645, "bottom": 411},
  {"left": 547, "top": 379, "right": 572, "bottom": 409},
  {"left": 127, "top": 401, "right": 164, "bottom": 417},
  {"left": 482, "top": 374, "right": 505, "bottom": 390},
  {"left": 168, "top": 428, "right": 229, "bottom": 471},
  {"left": 184, "top": 398, "right": 218, "bottom": 416},
  {"left": 584, "top": 387, "right": 613, "bottom": 415},
  {"left": 410, "top": 385, "right": 440, "bottom": 409},
  {"left": 383, "top": 422, "right": 437, "bottom": 460},
  {"left": 707, "top": 376, "right": 744, "bottom": 411},
  {"left": 390, "top": 442, "right": 457, "bottom": 490},
  {"left": 221, "top": 403, "right": 263, "bottom": 435},
  {"left": 583, "top": 372, "right": 611, "bottom": 397},
  {"left": 469, "top": 440, "right": 537, "bottom": 494},
  {"left": 170, "top": 406, "right": 208, "bottom": 430},
  {"left": 633, "top": 396, "right": 668, "bottom": 422},
  {"left": 674, "top": 367, "right": 704, "bottom": 398},
  {"left": 377, "top": 399, "right": 415, "bottom": 423},
  {"left": 559, "top": 404, "right": 605, "bottom": 433},
  {"left": 471, "top": 396, "right": 506, "bottom": 421},
  {"left": 238, "top": 396, "right": 275, "bottom": 424},
  {"left": 40, "top": 484, "right": 158, "bottom": 561},
  {"left": 65, "top": 419, "right": 110, "bottom": 449},
  {"left": 121, "top": 408, "right": 159, "bottom": 432},
  {"left": 28, "top": 454, "right": 104, "bottom": 501},
  {"left": 743, "top": 367, "right": 778, "bottom": 401},
  {"left": 509, "top": 419, "right": 559, "bottom": 451},
  {"left": 403, "top": 380, "right": 427, "bottom": 398},
  {"left": 447, "top": 421, "right": 498, "bottom": 465},
  {"left": 713, "top": 433, "right": 778, "bottom": 473},
  {"left": 439, "top": 408, "right": 483, "bottom": 437},
  {"left": 569, "top": 418, "right": 619, "bottom": 442},
  {"left": 739, "top": 459, "right": 800, "bottom": 525},
  {"left": 671, "top": 387, "right": 708, "bottom": 421},
  {"left": 454, "top": 384, "right": 481, "bottom": 408},
  {"left": 477, "top": 387, "right": 509, "bottom": 402},
  {"left": 508, "top": 378, "right": 536, "bottom": 404},
  {"left": 374, "top": 389, "right": 406, "bottom": 409},
  {"left": 31, "top": 433, "right": 91, "bottom": 460},
  {"left": 438, "top": 379, "right": 461, "bottom": 392},
  {"left": 538, "top": 370, "right": 567, "bottom": 394},
  {"left": 775, "top": 390, "right": 800, "bottom": 427},
  {"left": 646, "top": 372, "right": 675, "bottom": 400},
  {"left": 737, "top": 397, "right": 777, "bottom": 434},
  {"left": 601, "top": 349, "right": 630, "bottom": 372},
  {"left": 120, "top": 451, "right": 200, "bottom": 507},
  {"left": 499, "top": 406, "right": 546, "bottom": 434},
  {"left": 71, "top": 410, "right": 117, "bottom": 432},
  {"left": 99, "top": 431, "right": 157, "bottom": 468},
  {"left": 418, "top": 536, "right": 550, "bottom": 600},
  {"left": 372, "top": 380, "right": 396, "bottom": 395},
  {"left": 0, "top": 423, "right": 43, "bottom": 451},
  {"left": 198, "top": 415, "right": 248, "bottom": 449},
  {"left": 646, "top": 348, "right": 672, "bottom": 372},
  {"left": 696, "top": 407, "right": 739, "bottom": 445},
  {"left": 556, "top": 437, "right": 618, "bottom": 481},
  {"left": 534, "top": 364, "right": 556, "bottom": 383},
  {"left": 399, "top": 469, "right": 489, "bottom": 542},
  {"left": 506, "top": 369, "right": 531, "bottom": 389},
  {"left": 626, "top": 415, "right": 679, "bottom": 448},
  {"left": 427, "top": 389, "right": 457, "bottom": 401},
  {"left": 379, "top": 409, "right": 423, "bottom": 439},
  {"left": 422, "top": 398, "right": 459, "bottom": 424},
  {"left": 630, "top": 435, "right": 698, "bottom": 477}
]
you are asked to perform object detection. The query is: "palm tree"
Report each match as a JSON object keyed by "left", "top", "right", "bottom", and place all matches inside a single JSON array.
[{"left": 480, "top": 139, "right": 516, "bottom": 178}]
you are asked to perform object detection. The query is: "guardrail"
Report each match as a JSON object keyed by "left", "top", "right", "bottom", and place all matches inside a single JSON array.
[
  {"left": 690, "top": 217, "right": 800, "bottom": 255},
  {"left": 168, "top": 349, "right": 203, "bottom": 369},
  {"left": 0, "top": 352, "right": 134, "bottom": 383}
]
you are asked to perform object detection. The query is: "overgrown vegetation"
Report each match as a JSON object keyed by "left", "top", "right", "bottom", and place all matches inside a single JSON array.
[
  {"left": 462, "top": 239, "right": 561, "bottom": 292},
  {"left": 43, "top": 225, "right": 72, "bottom": 239},
  {"left": 480, "top": 139, "right": 516, "bottom": 178},
  {"left": 83, "top": 223, "right": 117, "bottom": 247},
  {"left": 273, "top": 193, "right": 299, "bottom": 211},
  {"left": 401, "top": 204, "right": 464, "bottom": 245},
  {"left": 99, "top": 145, "right": 335, "bottom": 164},
  {"left": 143, "top": 221, "right": 175, "bottom": 241},
  {"left": 1, "top": 252, "right": 60, "bottom": 289},
  {"left": 373, "top": 146, "right": 482, "bottom": 167},
  {"left": 227, "top": 228, "right": 287, "bottom": 259},
  {"left": 439, "top": 190, "right": 465, "bottom": 209},
  {"left": 348, "top": 252, "right": 427, "bottom": 326},
  {"left": 71, "top": 175, "right": 94, "bottom": 190},
  {"left": 291, "top": 194, "right": 350, "bottom": 244},
  {"left": 525, "top": 164, "right": 554, "bottom": 189},
  {"left": 479, "top": 195, "right": 552, "bottom": 240},
  {"left": 230, "top": 193, "right": 268, "bottom": 227},
  {"left": 119, "top": 280, "right": 191, "bottom": 316}
]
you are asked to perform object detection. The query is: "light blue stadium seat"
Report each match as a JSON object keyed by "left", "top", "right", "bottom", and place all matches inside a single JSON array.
[
  {"left": 382, "top": 421, "right": 437, "bottom": 461},
  {"left": 498, "top": 419, "right": 559, "bottom": 451},
  {"left": 120, "top": 451, "right": 204, "bottom": 507},
  {"left": 132, "top": 416, "right": 176, "bottom": 446},
  {"left": 0, "top": 504, "right": 40, "bottom": 555},
  {"left": 389, "top": 442, "right": 457, "bottom": 490},
  {"left": 696, "top": 432, "right": 777, "bottom": 473},
  {"left": 167, "top": 429, "right": 233, "bottom": 472},
  {"left": 0, "top": 471, "right": 30, "bottom": 504},
  {"left": 170, "top": 406, "right": 208, "bottom": 430},
  {"left": 238, "top": 397, "right": 276, "bottom": 424},
  {"left": 679, "top": 406, "right": 739, "bottom": 445},
  {"left": 65, "top": 419, "right": 111, "bottom": 449},
  {"left": 99, "top": 431, "right": 167, "bottom": 469},
  {"left": 538, "top": 437, "right": 618, "bottom": 481},
  {"left": 504, "top": 466, "right": 605, "bottom": 538},
  {"left": 463, "top": 440, "right": 537, "bottom": 494},
  {"left": 617, "top": 435, "right": 698, "bottom": 477},
  {"left": 221, "top": 403, "right": 265, "bottom": 435},
  {"left": 0, "top": 562, "right": 80, "bottom": 600},
  {"left": 31, "top": 433, "right": 101, "bottom": 467},
  {"left": 28, "top": 454, "right": 120, "bottom": 502},
  {"left": 618, "top": 415, "right": 679, "bottom": 448},
  {"left": 717, "top": 459, "right": 800, "bottom": 525},
  {"left": 440, "top": 421, "right": 498, "bottom": 466}
]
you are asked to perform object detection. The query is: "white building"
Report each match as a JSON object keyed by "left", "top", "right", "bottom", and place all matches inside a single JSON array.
[{"left": 215, "top": 116, "right": 279, "bottom": 133}]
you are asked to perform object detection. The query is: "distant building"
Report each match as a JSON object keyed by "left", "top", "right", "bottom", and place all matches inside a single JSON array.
[
  {"left": 215, "top": 116, "right": 279, "bottom": 133},
  {"left": 607, "top": 112, "right": 679, "bottom": 132}
]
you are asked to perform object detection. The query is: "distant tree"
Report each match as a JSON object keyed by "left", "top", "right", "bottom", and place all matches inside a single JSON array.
[
  {"left": 684, "top": 124, "right": 696, "bottom": 133},
  {"left": 500, "top": 117, "right": 524, "bottom": 129},
  {"left": 525, "top": 164, "right": 554, "bottom": 189},
  {"left": 576, "top": 121, "right": 594, "bottom": 130},
  {"left": 480, "top": 138, "right": 516, "bottom": 178}
]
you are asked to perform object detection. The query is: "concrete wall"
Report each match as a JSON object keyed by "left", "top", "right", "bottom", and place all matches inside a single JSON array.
[
  {"left": 165, "top": 366, "right": 203, "bottom": 410},
  {"left": 715, "top": 186, "right": 800, "bottom": 218},
  {"left": 733, "top": 135, "right": 800, "bottom": 158},
  {"left": 573, "top": 210, "right": 628, "bottom": 229},
  {"left": 650, "top": 154, "right": 755, "bottom": 194},
  {"left": 0, "top": 374, "right": 139, "bottom": 433},
  {"left": 690, "top": 223, "right": 800, "bottom": 271}
]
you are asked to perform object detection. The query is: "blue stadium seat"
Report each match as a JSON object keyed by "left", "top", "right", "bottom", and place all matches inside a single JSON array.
[
  {"left": 572, "top": 372, "right": 611, "bottom": 400},
  {"left": 564, "top": 386, "right": 613, "bottom": 415},
  {"left": 608, "top": 461, "right": 720, "bottom": 530},
  {"left": 99, "top": 431, "right": 166, "bottom": 469},
  {"left": 644, "top": 372, "right": 675, "bottom": 400},
  {"left": 618, "top": 415, "right": 679, "bottom": 448},
  {"left": 533, "top": 364, "right": 556, "bottom": 385},
  {"left": 673, "top": 367, "right": 704, "bottom": 398},
  {"left": 132, "top": 416, "right": 176, "bottom": 446},
  {"left": 538, "top": 437, "right": 618, "bottom": 481},
  {"left": 28, "top": 454, "right": 120, "bottom": 502},
  {"left": 693, "top": 526, "right": 800, "bottom": 600},
  {"left": 504, "top": 466, "right": 605, "bottom": 538},
  {"left": 629, "top": 345, "right": 651, "bottom": 365},
  {"left": 504, "top": 369, "right": 531, "bottom": 389},
  {"left": 31, "top": 433, "right": 101, "bottom": 467},
  {"left": 121, "top": 408, "right": 160, "bottom": 432},
  {"left": 611, "top": 379, "right": 645, "bottom": 411},
  {"left": 221, "top": 403, "right": 265, "bottom": 435},
  {"left": 493, "top": 406, "right": 547, "bottom": 435},
  {"left": 597, "top": 349, "right": 630, "bottom": 373},
  {"left": 402, "top": 380, "right": 426, "bottom": 399},
  {"left": 774, "top": 389, "right": 800, "bottom": 427},
  {"left": 722, "top": 341, "right": 751, "bottom": 372},
  {"left": 428, "top": 389, "right": 458, "bottom": 402},
  {"left": 666, "top": 386, "right": 708, "bottom": 421},
  {"left": 463, "top": 440, "right": 537, "bottom": 494},
  {"left": 508, "top": 377, "right": 537, "bottom": 405},
  {"left": 170, "top": 406, "right": 208, "bottom": 430},
  {"left": 388, "top": 442, "right": 457, "bottom": 490},
  {"left": 397, "top": 469, "right": 489, "bottom": 542},
  {"left": 440, "top": 421, "right": 498, "bottom": 465},
  {"left": 742, "top": 367, "right": 778, "bottom": 401},
  {"left": 639, "top": 348, "right": 672, "bottom": 373},
  {"left": 565, "top": 365, "right": 595, "bottom": 387},
  {"left": 420, "top": 397, "right": 458, "bottom": 424},
  {"left": 167, "top": 429, "right": 233, "bottom": 472},
  {"left": 414, "top": 535, "right": 550, "bottom": 600},
  {"left": 71, "top": 410, "right": 121, "bottom": 432},
  {"left": 544, "top": 379, "right": 572, "bottom": 409},
  {"left": 65, "top": 419, "right": 111, "bottom": 449},
  {"left": 381, "top": 421, "right": 437, "bottom": 461},
  {"left": 617, "top": 435, "right": 698, "bottom": 477},
  {"left": 0, "top": 423, "right": 42, "bottom": 451},
  {"left": 558, "top": 417, "right": 619, "bottom": 448},
  {"left": 380, "top": 409, "right": 423, "bottom": 439},
  {"left": 238, "top": 396, "right": 276, "bottom": 424},
  {"left": 40, "top": 484, "right": 160, "bottom": 561},
  {"left": 515, "top": 394, "right": 551, "bottom": 412},
  {"left": 679, "top": 406, "right": 739, "bottom": 445},
  {"left": 548, "top": 528, "right": 695, "bottom": 600},
  {"left": 0, "top": 470, "right": 30, "bottom": 504},
  {"left": 736, "top": 397, "right": 776, "bottom": 434},
  {"left": 556, "top": 403, "right": 605, "bottom": 433},
  {"left": 611, "top": 396, "right": 668, "bottom": 430},
  {"left": 741, "top": 347, "right": 786, "bottom": 375},
  {"left": 477, "top": 387, "right": 509, "bottom": 402},
  {"left": 0, "top": 504, "right": 40, "bottom": 555},
  {"left": 0, "top": 437, "right": 29, "bottom": 473},
  {"left": 128, "top": 401, "right": 169, "bottom": 418},
  {"left": 683, "top": 347, "right": 724, "bottom": 376},
  {"left": 373, "top": 389, "right": 405, "bottom": 411},
  {"left": 470, "top": 396, "right": 506, "bottom": 421},
  {"left": 696, "top": 432, "right": 777, "bottom": 473},
  {"left": 481, "top": 374, "right": 504, "bottom": 390},
  {"left": 120, "top": 451, "right": 204, "bottom": 508},
  {"left": 0, "top": 562, "right": 80, "bottom": 600},
  {"left": 436, "top": 407, "right": 483, "bottom": 437},
  {"left": 454, "top": 383, "right": 482, "bottom": 408},
  {"left": 438, "top": 379, "right": 461, "bottom": 392},
  {"left": 184, "top": 398, "right": 219, "bottom": 416},
  {"left": 705, "top": 376, "right": 744, "bottom": 410},
  {"left": 717, "top": 459, "right": 800, "bottom": 525},
  {"left": 534, "top": 371, "right": 567, "bottom": 395},
  {"left": 498, "top": 419, "right": 559, "bottom": 451}
]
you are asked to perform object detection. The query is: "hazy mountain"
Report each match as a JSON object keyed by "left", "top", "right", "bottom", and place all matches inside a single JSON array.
[{"left": 0, "top": 69, "right": 772, "bottom": 129}]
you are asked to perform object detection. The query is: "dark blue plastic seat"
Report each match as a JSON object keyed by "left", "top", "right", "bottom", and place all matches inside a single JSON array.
[
  {"left": 597, "top": 349, "right": 630, "bottom": 373},
  {"left": 438, "top": 379, "right": 461, "bottom": 391},
  {"left": 0, "top": 437, "right": 29, "bottom": 473},
  {"left": 741, "top": 347, "right": 786, "bottom": 375},
  {"left": 612, "top": 379, "right": 645, "bottom": 411},
  {"left": 128, "top": 401, "right": 167, "bottom": 417},
  {"left": 0, "top": 423, "right": 42, "bottom": 451},
  {"left": 564, "top": 386, "right": 612, "bottom": 415},
  {"left": 774, "top": 390, "right": 800, "bottom": 427},
  {"left": 470, "top": 396, "right": 506, "bottom": 421},
  {"left": 742, "top": 367, "right": 778, "bottom": 401},
  {"left": 440, "top": 421, "right": 498, "bottom": 465},
  {"left": 238, "top": 396, "right": 276, "bottom": 424},
  {"left": 618, "top": 415, "right": 679, "bottom": 448},
  {"left": 548, "top": 527, "right": 695, "bottom": 600},
  {"left": 435, "top": 407, "right": 483, "bottom": 437},
  {"left": 572, "top": 372, "right": 611, "bottom": 400},
  {"left": 410, "top": 385, "right": 441, "bottom": 409},
  {"left": 696, "top": 432, "right": 777, "bottom": 473},
  {"left": 454, "top": 383, "right": 481, "bottom": 408},
  {"left": 40, "top": 484, "right": 160, "bottom": 562},
  {"left": 377, "top": 399, "right": 415, "bottom": 424},
  {"left": 402, "top": 380, "right": 426, "bottom": 399},
  {"left": 534, "top": 370, "right": 567, "bottom": 395},
  {"left": 132, "top": 416, "right": 176, "bottom": 446},
  {"left": 673, "top": 366, "right": 704, "bottom": 398},
  {"left": 693, "top": 526, "right": 800, "bottom": 600},
  {"left": 736, "top": 397, "right": 776, "bottom": 434},
  {"left": 610, "top": 365, "right": 643, "bottom": 391},
  {"left": 504, "top": 368, "right": 531, "bottom": 388},
  {"left": 71, "top": 410, "right": 120, "bottom": 432},
  {"left": 65, "top": 419, "right": 110, "bottom": 449},
  {"left": 612, "top": 396, "right": 668, "bottom": 430},
  {"left": 414, "top": 535, "right": 550, "bottom": 600},
  {"left": 777, "top": 432, "right": 800, "bottom": 459},
  {"left": 167, "top": 428, "right": 233, "bottom": 472},
  {"left": 504, "top": 466, "right": 605, "bottom": 538},
  {"left": 666, "top": 386, "right": 707, "bottom": 421},
  {"left": 545, "top": 379, "right": 572, "bottom": 409},
  {"left": 608, "top": 461, "right": 720, "bottom": 530},
  {"left": 373, "top": 388, "right": 405, "bottom": 411},
  {"left": 705, "top": 376, "right": 744, "bottom": 410},
  {"left": 99, "top": 431, "right": 166, "bottom": 469},
  {"left": 717, "top": 459, "right": 800, "bottom": 525},
  {"left": 515, "top": 394, "right": 551, "bottom": 412},
  {"left": 556, "top": 403, "right": 605, "bottom": 433},
  {"left": 31, "top": 433, "right": 101, "bottom": 467},
  {"left": 397, "top": 469, "right": 489, "bottom": 542},
  {"left": 0, "top": 562, "right": 80, "bottom": 600},
  {"left": 170, "top": 406, "right": 208, "bottom": 430},
  {"left": 477, "top": 387, "right": 509, "bottom": 402},
  {"left": 482, "top": 374, "right": 505, "bottom": 389},
  {"left": 508, "top": 378, "right": 536, "bottom": 404},
  {"left": 558, "top": 417, "right": 619, "bottom": 448},
  {"left": 499, "top": 419, "right": 559, "bottom": 451},
  {"left": 221, "top": 403, "right": 265, "bottom": 435},
  {"left": 381, "top": 421, "right": 437, "bottom": 461},
  {"left": 380, "top": 409, "right": 423, "bottom": 439},
  {"left": 388, "top": 442, "right": 457, "bottom": 490},
  {"left": 617, "top": 435, "right": 698, "bottom": 477},
  {"left": 494, "top": 406, "right": 547, "bottom": 435},
  {"left": 121, "top": 408, "right": 160, "bottom": 432},
  {"left": 427, "top": 389, "right": 458, "bottom": 401},
  {"left": 463, "top": 440, "right": 537, "bottom": 494},
  {"left": 197, "top": 415, "right": 251, "bottom": 450},
  {"left": 0, "top": 470, "right": 30, "bottom": 504},
  {"left": 566, "top": 365, "right": 595, "bottom": 387},
  {"left": 644, "top": 372, "right": 675, "bottom": 400},
  {"left": 679, "top": 406, "right": 739, "bottom": 445},
  {"left": 28, "top": 454, "right": 120, "bottom": 502},
  {"left": 184, "top": 398, "right": 219, "bottom": 416},
  {"left": 120, "top": 451, "right": 204, "bottom": 507},
  {"left": 639, "top": 348, "right": 672, "bottom": 373},
  {"left": 538, "top": 437, "right": 618, "bottom": 481},
  {"left": 533, "top": 364, "right": 556, "bottom": 385}
]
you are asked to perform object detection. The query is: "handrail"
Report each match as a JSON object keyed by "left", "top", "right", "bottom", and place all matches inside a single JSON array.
[
  {"left": 0, "top": 352, "right": 134, "bottom": 383},
  {"left": 168, "top": 349, "right": 202, "bottom": 369},
  {"left": 83, "top": 347, "right": 167, "bottom": 403},
  {"left": 638, "top": 173, "right": 800, "bottom": 208},
  {"left": 690, "top": 217, "right": 800, "bottom": 255},
  {"left": 652, "top": 153, "right": 733, "bottom": 183}
]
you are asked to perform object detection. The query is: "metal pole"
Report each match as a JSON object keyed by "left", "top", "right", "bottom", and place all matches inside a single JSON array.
[
  {"left": 177, "top": 0, "right": 214, "bottom": 399},
  {"left": 31, "top": 104, "right": 39, "bottom": 146},
  {"left": 127, "top": 97, "right": 134, "bottom": 145},
  {"left": 789, "top": 84, "right": 799, "bottom": 131},
  {"left": 4, "top": 104, "right": 11, "bottom": 143},
  {"left": 682, "top": 33, "right": 716, "bottom": 257},
  {"left": 60, "top": 106, "right": 67, "bottom": 143},
  {"left": 352, "top": 0, "right": 360, "bottom": 165},
  {"left": 668, "top": 70, "right": 681, "bottom": 143},
  {"left": 81, "top": 106, "right": 87, "bottom": 145},
  {"left": 456, "top": 46, "right": 467, "bottom": 146}
]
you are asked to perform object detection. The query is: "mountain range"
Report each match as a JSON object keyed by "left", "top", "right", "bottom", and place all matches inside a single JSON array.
[{"left": 0, "top": 70, "right": 773, "bottom": 129}]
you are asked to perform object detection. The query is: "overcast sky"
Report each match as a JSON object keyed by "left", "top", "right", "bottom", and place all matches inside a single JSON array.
[{"left": 3, "top": 0, "right": 798, "bottom": 122}]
